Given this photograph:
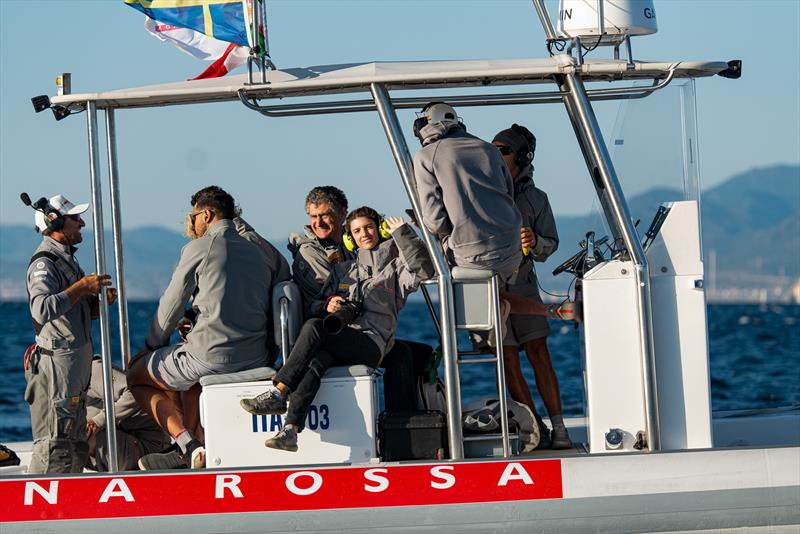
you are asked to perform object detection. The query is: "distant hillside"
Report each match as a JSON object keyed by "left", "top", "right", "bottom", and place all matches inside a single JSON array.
[{"left": 1, "top": 164, "right": 798, "bottom": 302}]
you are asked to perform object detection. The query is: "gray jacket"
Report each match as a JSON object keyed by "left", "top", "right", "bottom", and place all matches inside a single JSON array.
[
  {"left": 414, "top": 121, "right": 522, "bottom": 270},
  {"left": 312, "top": 224, "right": 434, "bottom": 357},
  {"left": 514, "top": 169, "right": 559, "bottom": 287},
  {"left": 27, "top": 236, "right": 92, "bottom": 351},
  {"left": 288, "top": 227, "right": 355, "bottom": 318},
  {"left": 86, "top": 358, "right": 159, "bottom": 433},
  {"left": 146, "top": 219, "right": 271, "bottom": 365},
  {"left": 234, "top": 217, "right": 291, "bottom": 286}
]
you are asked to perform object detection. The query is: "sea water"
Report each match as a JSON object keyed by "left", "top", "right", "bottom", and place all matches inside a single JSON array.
[{"left": 0, "top": 301, "right": 798, "bottom": 442}]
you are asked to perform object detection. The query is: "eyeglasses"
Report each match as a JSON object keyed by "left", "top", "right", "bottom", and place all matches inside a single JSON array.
[
  {"left": 65, "top": 214, "right": 82, "bottom": 222},
  {"left": 495, "top": 145, "right": 514, "bottom": 156}
]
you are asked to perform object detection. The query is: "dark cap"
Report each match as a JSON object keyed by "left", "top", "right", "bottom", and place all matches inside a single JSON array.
[{"left": 492, "top": 123, "right": 536, "bottom": 161}]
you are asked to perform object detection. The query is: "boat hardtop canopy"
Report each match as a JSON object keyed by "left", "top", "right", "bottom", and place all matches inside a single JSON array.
[{"left": 50, "top": 56, "right": 730, "bottom": 109}]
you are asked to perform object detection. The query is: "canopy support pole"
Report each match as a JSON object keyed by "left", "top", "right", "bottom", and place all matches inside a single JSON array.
[
  {"left": 370, "top": 82, "right": 464, "bottom": 460},
  {"left": 87, "top": 101, "right": 119, "bottom": 472},
  {"left": 560, "top": 73, "right": 661, "bottom": 452},
  {"left": 105, "top": 109, "right": 131, "bottom": 370}
]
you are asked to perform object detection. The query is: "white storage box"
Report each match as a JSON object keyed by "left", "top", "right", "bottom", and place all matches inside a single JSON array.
[{"left": 200, "top": 365, "right": 378, "bottom": 468}]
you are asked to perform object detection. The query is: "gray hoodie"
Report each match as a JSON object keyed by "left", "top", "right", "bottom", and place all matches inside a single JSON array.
[
  {"left": 513, "top": 167, "right": 559, "bottom": 289},
  {"left": 312, "top": 224, "right": 434, "bottom": 357},
  {"left": 146, "top": 219, "right": 270, "bottom": 365},
  {"left": 288, "top": 227, "right": 355, "bottom": 318},
  {"left": 413, "top": 121, "right": 522, "bottom": 273}
]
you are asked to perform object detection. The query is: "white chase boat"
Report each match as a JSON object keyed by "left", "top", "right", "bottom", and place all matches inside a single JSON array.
[{"left": 1, "top": 2, "right": 798, "bottom": 532}]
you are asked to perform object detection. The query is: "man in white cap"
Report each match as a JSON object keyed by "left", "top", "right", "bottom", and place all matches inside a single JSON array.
[{"left": 24, "top": 194, "right": 116, "bottom": 473}]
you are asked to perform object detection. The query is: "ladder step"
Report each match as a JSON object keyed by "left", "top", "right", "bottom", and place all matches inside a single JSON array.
[
  {"left": 464, "top": 433, "right": 515, "bottom": 442},
  {"left": 458, "top": 357, "right": 498, "bottom": 365}
]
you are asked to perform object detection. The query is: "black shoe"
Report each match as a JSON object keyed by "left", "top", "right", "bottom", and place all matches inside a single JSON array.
[
  {"left": 138, "top": 439, "right": 202, "bottom": 470},
  {"left": 551, "top": 425, "right": 573, "bottom": 449},
  {"left": 240, "top": 387, "right": 288, "bottom": 415},
  {"left": 265, "top": 426, "right": 298, "bottom": 452},
  {"left": 536, "top": 425, "right": 552, "bottom": 449}
]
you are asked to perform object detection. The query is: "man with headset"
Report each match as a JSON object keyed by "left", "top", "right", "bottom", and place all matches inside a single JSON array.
[
  {"left": 492, "top": 124, "right": 572, "bottom": 449},
  {"left": 24, "top": 194, "right": 116, "bottom": 473}
]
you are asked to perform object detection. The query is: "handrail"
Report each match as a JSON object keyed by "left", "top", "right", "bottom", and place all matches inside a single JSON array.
[
  {"left": 279, "top": 297, "right": 290, "bottom": 363},
  {"left": 237, "top": 73, "right": 674, "bottom": 117}
]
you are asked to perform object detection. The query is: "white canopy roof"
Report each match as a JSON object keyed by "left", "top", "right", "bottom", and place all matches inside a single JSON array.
[{"left": 50, "top": 56, "right": 729, "bottom": 109}]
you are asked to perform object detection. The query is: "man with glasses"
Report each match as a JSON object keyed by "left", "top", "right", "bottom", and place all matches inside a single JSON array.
[
  {"left": 25, "top": 194, "right": 117, "bottom": 473},
  {"left": 491, "top": 124, "right": 572, "bottom": 449},
  {"left": 127, "top": 186, "right": 272, "bottom": 470}
]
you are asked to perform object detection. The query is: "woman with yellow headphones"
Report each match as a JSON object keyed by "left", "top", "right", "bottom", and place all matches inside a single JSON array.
[{"left": 240, "top": 206, "right": 435, "bottom": 452}]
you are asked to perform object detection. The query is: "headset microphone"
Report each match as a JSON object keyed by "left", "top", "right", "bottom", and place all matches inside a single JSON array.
[
  {"left": 21, "top": 192, "right": 66, "bottom": 233},
  {"left": 20, "top": 192, "right": 32, "bottom": 206}
]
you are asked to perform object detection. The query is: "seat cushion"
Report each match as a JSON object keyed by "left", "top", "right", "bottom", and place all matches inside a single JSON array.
[
  {"left": 199, "top": 366, "right": 276, "bottom": 387},
  {"left": 452, "top": 266, "right": 494, "bottom": 281}
]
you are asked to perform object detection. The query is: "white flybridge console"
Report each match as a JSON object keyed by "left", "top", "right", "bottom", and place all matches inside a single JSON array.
[{"left": 558, "top": 0, "right": 658, "bottom": 44}]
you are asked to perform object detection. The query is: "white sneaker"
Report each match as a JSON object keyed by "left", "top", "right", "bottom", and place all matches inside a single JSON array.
[{"left": 190, "top": 446, "right": 206, "bottom": 469}]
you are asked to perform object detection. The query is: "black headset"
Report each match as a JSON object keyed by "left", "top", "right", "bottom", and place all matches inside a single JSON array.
[
  {"left": 510, "top": 123, "right": 537, "bottom": 168},
  {"left": 20, "top": 192, "right": 65, "bottom": 233}
]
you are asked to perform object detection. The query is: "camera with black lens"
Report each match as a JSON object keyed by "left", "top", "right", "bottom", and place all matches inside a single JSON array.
[{"left": 323, "top": 300, "right": 362, "bottom": 335}]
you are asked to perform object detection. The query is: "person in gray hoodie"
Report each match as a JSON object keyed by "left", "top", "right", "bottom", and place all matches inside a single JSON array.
[
  {"left": 412, "top": 103, "right": 580, "bottom": 329},
  {"left": 492, "top": 123, "right": 572, "bottom": 449},
  {"left": 128, "top": 186, "right": 271, "bottom": 470},
  {"left": 240, "top": 207, "right": 435, "bottom": 452},
  {"left": 413, "top": 102, "right": 523, "bottom": 279}
]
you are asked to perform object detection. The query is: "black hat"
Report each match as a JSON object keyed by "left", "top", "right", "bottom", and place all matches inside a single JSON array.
[{"left": 492, "top": 124, "right": 536, "bottom": 165}]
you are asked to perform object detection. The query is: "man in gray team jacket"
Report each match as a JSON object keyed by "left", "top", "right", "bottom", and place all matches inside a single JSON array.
[
  {"left": 287, "top": 186, "right": 354, "bottom": 319},
  {"left": 128, "top": 186, "right": 271, "bottom": 470},
  {"left": 24, "top": 194, "right": 115, "bottom": 473},
  {"left": 492, "top": 124, "right": 572, "bottom": 449}
]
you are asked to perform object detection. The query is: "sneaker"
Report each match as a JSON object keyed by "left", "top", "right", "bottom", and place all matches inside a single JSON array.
[
  {"left": 138, "top": 448, "right": 189, "bottom": 471},
  {"left": 488, "top": 299, "right": 511, "bottom": 348},
  {"left": 536, "top": 425, "right": 552, "bottom": 449},
  {"left": 551, "top": 425, "right": 573, "bottom": 450},
  {"left": 240, "top": 387, "right": 287, "bottom": 415},
  {"left": 265, "top": 426, "right": 298, "bottom": 452},
  {"left": 546, "top": 300, "right": 582, "bottom": 323},
  {"left": 138, "top": 439, "right": 202, "bottom": 471}
]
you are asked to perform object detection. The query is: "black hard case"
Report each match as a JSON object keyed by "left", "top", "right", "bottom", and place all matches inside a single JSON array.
[{"left": 377, "top": 410, "right": 448, "bottom": 461}]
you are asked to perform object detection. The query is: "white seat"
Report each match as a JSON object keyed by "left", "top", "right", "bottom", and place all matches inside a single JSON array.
[{"left": 451, "top": 267, "right": 495, "bottom": 329}]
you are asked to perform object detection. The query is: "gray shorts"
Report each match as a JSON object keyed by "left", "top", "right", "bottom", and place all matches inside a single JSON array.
[
  {"left": 147, "top": 344, "right": 265, "bottom": 391},
  {"left": 504, "top": 281, "right": 550, "bottom": 345}
]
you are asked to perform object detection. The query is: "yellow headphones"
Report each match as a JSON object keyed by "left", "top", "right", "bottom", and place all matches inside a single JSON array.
[{"left": 343, "top": 218, "right": 392, "bottom": 252}]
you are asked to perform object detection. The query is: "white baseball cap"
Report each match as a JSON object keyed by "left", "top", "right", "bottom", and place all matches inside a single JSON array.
[{"left": 34, "top": 194, "right": 90, "bottom": 233}]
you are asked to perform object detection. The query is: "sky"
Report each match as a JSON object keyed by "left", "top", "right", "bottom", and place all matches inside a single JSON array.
[{"left": 1, "top": 0, "right": 798, "bottom": 244}]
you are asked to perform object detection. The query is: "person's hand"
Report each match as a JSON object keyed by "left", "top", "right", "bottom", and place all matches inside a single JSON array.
[
  {"left": 384, "top": 216, "right": 405, "bottom": 234},
  {"left": 177, "top": 318, "right": 193, "bottom": 340},
  {"left": 521, "top": 227, "right": 536, "bottom": 251},
  {"left": 80, "top": 273, "right": 112, "bottom": 296},
  {"left": 327, "top": 296, "right": 347, "bottom": 313},
  {"left": 106, "top": 287, "right": 118, "bottom": 306},
  {"left": 86, "top": 419, "right": 98, "bottom": 439}
]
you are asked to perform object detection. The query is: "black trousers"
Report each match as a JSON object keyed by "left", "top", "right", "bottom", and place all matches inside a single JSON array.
[
  {"left": 275, "top": 318, "right": 381, "bottom": 430},
  {"left": 382, "top": 340, "right": 432, "bottom": 411}
]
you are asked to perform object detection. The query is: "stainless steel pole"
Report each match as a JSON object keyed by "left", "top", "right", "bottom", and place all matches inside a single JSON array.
[
  {"left": 561, "top": 73, "right": 661, "bottom": 451},
  {"left": 87, "top": 101, "right": 119, "bottom": 472},
  {"left": 105, "top": 109, "right": 131, "bottom": 370},
  {"left": 370, "top": 83, "right": 464, "bottom": 459},
  {"left": 531, "top": 0, "right": 559, "bottom": 42}
]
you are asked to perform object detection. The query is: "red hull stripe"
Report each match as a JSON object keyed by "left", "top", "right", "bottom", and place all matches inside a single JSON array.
[{"left": 1, "top": 459, "right": 562, "bottom": 522}]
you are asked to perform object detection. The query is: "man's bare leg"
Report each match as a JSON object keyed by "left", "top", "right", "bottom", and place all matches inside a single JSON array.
[
  {"left": 181, "top": 383, "right": 204, "bottom": 444},
  {"left": 502, "top": 345, "right": 539, "bottom": 417},
  {"left": 522, "top": 337, "right": 563, "bottom": 418},
  {"left": 127, "top": 355, "right": 188, "bottom": 439},
  {"left": 522, "top": 337, "right": 572, "bottom": 449}
]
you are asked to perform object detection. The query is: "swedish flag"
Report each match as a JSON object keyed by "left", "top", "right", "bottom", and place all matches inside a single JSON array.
[{"left": 125, "top": 0, "right": 249, "bottom": 47}]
